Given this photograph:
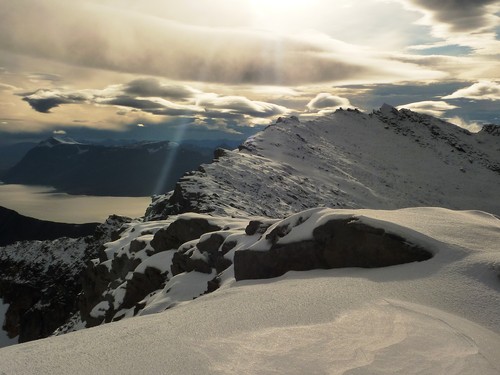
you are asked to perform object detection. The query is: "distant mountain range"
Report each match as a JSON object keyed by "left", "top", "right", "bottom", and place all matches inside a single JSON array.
[{"left": 1, "top": 137, "right": 218, "bottom": 196}]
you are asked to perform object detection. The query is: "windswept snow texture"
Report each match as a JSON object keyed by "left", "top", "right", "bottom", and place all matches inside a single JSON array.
[
  {"left": 1, "top": 208, "right": 499, "bottom": 374},
  {"left": 147, "top": 108, "right": 500, "bottom": 219}
]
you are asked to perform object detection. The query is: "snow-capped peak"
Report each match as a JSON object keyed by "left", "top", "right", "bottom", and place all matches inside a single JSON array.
[
  {"left": 38, "top": 136, "right": 81, "bottom": 148},
  {"left": 379, "top": 103, "right": 399, "bottom": 117},
  {"left": 146, "top": 107, "right": 500, "bottom": 220}
]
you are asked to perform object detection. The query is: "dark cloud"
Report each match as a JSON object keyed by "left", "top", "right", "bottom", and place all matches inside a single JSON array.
[
  {"left": 21, "top": 89, "right": 90, "bottom": 113},
  {"left": 22, "top": 96, "right": 68, "bottom": 113},
  {"left": 408, "top": 0, "right": 498, "bottom": 31},
  {"left": 20, "top": 81, "right": 290, "bottom": 120},
  {"left": 103, "top": 96, "right": 163, "bottom": 111},
  {"left": 123, "top": 78, "right": 198, "bottom": 100}
]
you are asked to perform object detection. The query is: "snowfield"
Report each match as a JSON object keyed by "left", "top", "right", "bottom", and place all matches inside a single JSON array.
[{"left": 1, "top": 207, "right": 499, "bottom": 374}]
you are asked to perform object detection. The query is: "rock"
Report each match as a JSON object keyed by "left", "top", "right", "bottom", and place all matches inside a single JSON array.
[
  {"left": 245, "top": 220, "right": 272, "bottom": 235},
  {"left": 171, "top": 232, "right": 233, "bottom": 276},
  {"left": 234, "top": 218, "right": 432, "bottom": 281},
  {"left": 197, "top": 233, "right": 225, "bottom": 256},
  {"left": 213, "top": 148, "right": 228, "bottom": 160},
  {"left": 171, "top": 248, "right": 212, "bottom": 276},
  {"left": 150, "top": 218, "right": 221, "bottom": 252},
  {"left": 121, "top": 267, "right": 167, "bottom": 309}
]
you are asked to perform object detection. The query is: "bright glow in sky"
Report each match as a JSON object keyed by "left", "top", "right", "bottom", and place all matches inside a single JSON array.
[{"left": 0, "top": 0, "right": 498, "bottom": 143}]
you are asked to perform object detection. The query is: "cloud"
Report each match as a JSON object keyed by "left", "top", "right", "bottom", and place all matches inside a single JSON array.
[
  {"left": 196, "top": 94, "right": 289, "bottom": 118},
  {"left": 397, "top": 100, "right": 458, "bottom": 116},
  {"left": 0, "top": 83, "right": 18, "bottom": 91},
  {"left": 405, "top": 0, "right": 499, "bottom": 32},
  {"left": 446, "top": 116, "right": 483, "bottom": 133},
  {"left": 0, "top": 0, "right": 447, "bottom": 86},
  {"left": 306, "top": 93, "right": 351, "bottom": 112},
  {"left": 22, "top": 89, "right": 92, "bottom": 113},
  {"left": 20, "top": 79, "right": 290, "bottom": 124},
  {"left": 28, "top": 73, "right": 62, "bottom": 82},
  {"left": 123, "top": 78, "right": 200, "bottom": 100},
  {"left": 53, "top": 129, "right": 66, "bottom": 135},
  {"left": 443, "top": 81, "right": 500, "bottom": 101}
]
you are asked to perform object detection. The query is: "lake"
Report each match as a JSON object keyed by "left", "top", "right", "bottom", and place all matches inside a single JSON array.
[{"left": 0, "top": 184, "right": 152, "bottom": 223}]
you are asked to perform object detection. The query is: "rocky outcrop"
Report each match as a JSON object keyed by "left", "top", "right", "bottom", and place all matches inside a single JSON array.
[
  {"left": 79, "top": 215, "right": 227, "bottom": 328},
  {"left": 0, "top": 215, "right": 130, "bottom": 343},
  {"left": 151, "top": 218, "right": 221, "bottom": 252},
  {"left": 234, "top": 218, "right": 432, "bottom": 281}
]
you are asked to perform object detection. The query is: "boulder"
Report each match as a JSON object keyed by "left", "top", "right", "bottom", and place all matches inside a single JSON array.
[
  {"left": 150, "top": 218, "right": 221, "bottom": 252},
  {"left": 234, "top": 218, "right": 432, "bottom": 281}
]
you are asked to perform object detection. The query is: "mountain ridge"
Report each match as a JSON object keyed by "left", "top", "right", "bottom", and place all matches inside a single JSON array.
[
  {"left": 146, "top": 105, "right": 500, "bottom": 219},
  {"left": 1, "top": 105, "right": 499, "bottom": 356},
  {"left": 2, "top": 139, "right": 214, "bottom": 196}
]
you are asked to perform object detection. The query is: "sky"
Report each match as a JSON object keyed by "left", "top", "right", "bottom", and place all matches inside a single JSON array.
[{"left": 0, "top": 0, "right": 499, "bottom": 144}]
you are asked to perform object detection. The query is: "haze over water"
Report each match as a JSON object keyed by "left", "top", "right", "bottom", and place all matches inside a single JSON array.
[{"left": 0, "top": 184, "right": 150, "bottom": 223}]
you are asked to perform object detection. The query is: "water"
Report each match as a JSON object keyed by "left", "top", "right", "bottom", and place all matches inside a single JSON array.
[{"left": 0, "top": 184, "right": 151, "bottom": 223}]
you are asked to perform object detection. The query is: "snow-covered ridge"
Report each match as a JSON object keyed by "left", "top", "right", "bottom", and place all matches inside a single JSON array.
[
  {"left": 2, "top": 207, "right": 500, "bottom": 374},
  {"left": 146, "top": 106, "right": 500, "bottom": 219},
  {"left": 38, "top": 136, "right": 82, "bottom": 148}
]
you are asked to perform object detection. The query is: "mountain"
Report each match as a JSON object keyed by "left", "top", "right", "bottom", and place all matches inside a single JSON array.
[
  {"left": 0, "top": 142, "right": 37, "bottom": 177},
  {"left": 0, "top": 206, "right": 98, "bottom": 246},
  {"left": 2, "top": 138, "right": 214, "bottom": 196},
  {"left": 1, "top": 106, "right": 499, "bottom": 372},
  {"left": 146, "top": 105, "right": 500, "bottom": 219}
]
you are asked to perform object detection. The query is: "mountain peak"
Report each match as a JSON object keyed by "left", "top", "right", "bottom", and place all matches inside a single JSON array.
[
  {"left": 39, "top": 136, "right": 81, "bottom": 148},
  {"left": 379, "top": 103, "right": 399, "bottom": 116},
  {"left": 146, "top": 107, "right": 500, "bottom": 220}
]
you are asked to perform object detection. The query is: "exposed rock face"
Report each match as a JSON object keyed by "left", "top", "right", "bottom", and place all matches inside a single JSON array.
[
  {"left": 150, "top": 218, "right": 221, "bottom": 252},
  {"left": 80, "top": 216, "right": 226, "bottom": 328},
  {"left": 0, "top": 215, "right": 131, "bottom": 343},
  {"left": 234, "top": 218, "right": 432, "bottom": 281},
  {"left": 171, "top": 233, "right": 228, "bottom": 276}
]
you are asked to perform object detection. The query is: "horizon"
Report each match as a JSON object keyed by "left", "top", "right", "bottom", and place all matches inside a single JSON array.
[{"left": 0, "top": 0, "right": 499, "bottom": 145}]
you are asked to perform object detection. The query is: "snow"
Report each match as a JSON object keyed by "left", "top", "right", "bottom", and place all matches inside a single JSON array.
[
  {"left": 39, "top": 136, "right": 82, "bottom": 148},
  {"left": 89, "top": 301, "right": 110, "bottom": 319},
  {"left": 138, "top": 270, "right": 216, "bottom": 315},
  {"left": 147, "top": 109, "right": 500, "bottom": 219},
  {"left": 1, "top": 207, "right": 499, "bottom": 374}
]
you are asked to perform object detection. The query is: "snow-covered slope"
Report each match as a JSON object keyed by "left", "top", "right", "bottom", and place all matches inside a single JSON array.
[
  {"left": 147, "top": 106, "right": 500, "bottom": 219},
  {"left": 1, "top": 207, "right": 499, "bottom": 374}
]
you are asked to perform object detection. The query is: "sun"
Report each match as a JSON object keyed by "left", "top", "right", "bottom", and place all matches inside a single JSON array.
[
  {"left": 247, "top": 0, "right": 314, "bottom": 33},
  {"left": 248, "top": 0, "right": 308, "bottom": 10}
]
